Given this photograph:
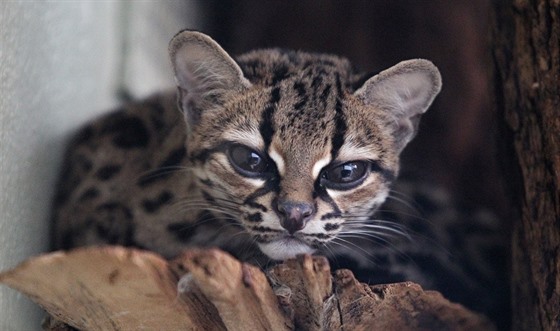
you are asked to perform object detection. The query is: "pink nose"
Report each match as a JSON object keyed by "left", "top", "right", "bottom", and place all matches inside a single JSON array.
[{"left": 277, "top": 201, "right": 315, "bottom": 234}]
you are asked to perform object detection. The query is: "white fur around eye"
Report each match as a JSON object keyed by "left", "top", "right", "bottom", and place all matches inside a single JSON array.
[
  {"left": 268, "top": 147, "right": 285, "bottom": 176},
  {"left": 312, "top": 156, "right": 331, "bottom": 179},
  {"left": 324, "top": 174, "right": 377, "bottom": 198},
  {"left": 212, "top": 154, "right": 266, "bottom": 187},
  {"left": 337, "top": 141, "right": 379, "bottom": 162},
  {"left": 245, "top": 177, "right": 266, "bottom": 187},
  {"left": 223, "top": 128, "right": 263, "bottom": 150},
  {"left": 325, "top": 188, "right": 341, "bottom": 199}
]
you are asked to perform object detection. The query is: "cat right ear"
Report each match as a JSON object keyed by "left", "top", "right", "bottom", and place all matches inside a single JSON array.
[
  {"left": 354, "top": 59, "right": 442, "bottom": 153},
  {"left": 169, "top": 30, "right": 252, "bottom": 126}
]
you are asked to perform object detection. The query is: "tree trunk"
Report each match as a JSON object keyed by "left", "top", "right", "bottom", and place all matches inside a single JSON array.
[{"left": 492, "top": 1, "right": 560, "bottom": 330}]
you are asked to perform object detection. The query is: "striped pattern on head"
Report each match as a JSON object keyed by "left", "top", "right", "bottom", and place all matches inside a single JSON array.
[{"left": 169, "top": 30, "right": 441, "bottom": 261}]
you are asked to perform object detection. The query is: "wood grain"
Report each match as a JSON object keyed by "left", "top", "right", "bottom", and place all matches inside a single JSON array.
[{"left": 1, "top": 246, "right": 495, "bottom": 330}]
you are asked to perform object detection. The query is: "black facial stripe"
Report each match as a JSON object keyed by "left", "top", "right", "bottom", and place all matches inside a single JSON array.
[
  {"left": 321, "top": 212, "right": 341, "bottom": 221},
  {"left": 311, "top": 75, "right": 323, "bottom": 89},
  {"left": 254, "top": 235, "right": 268, "bottom": 243},
  {"left": 320, "top": 193, "right": 341, "bottom": 215},
  {"left": 314, "top": 182, "right": 342, "bottom": 215},
  {"left": 199, "top": 178, "right": 215, "bottom": 188},
  {"left": 311, "top": 239, "right": 322, "bottom": 246},
  {"left": 201, "top": 190, "right": 215, "bottom": 203},
  {"left": 370, "top": 161, "right": 397, "bottom": 182},
  {"left": 310, "top": 77, "right": 326, "bottom": 108},
  {"left": 307, "top": 233, "right": 330, "bottom": 239},
  {"left": 293, "top": 81, "right": 308, "bottom": 110},
  {"left": 259, "top": 86, "right": 281, "bottom": 150},
  {"left": 246, "top": 201, "right": 268, "bottom": 212},
  {"left": 330, "top": 75, "right": 347, "bottom": 160},
  {"left": 250, "top": 226, "right": 283, "bottom": 233},
  {"left": 324, "top": 223, "right": 340, "bottom": 231},
  {"left": 319, "top": 84, "right": 331, "bottom": 108},
  {"left": 244, "top": 186, "right": 272, "bottom": 212},
  {"left": 247, "top": 212, "right": 263, "bottom": 223},
  {"left": 243, "top": 175, "right": 280, "bottom": 212},
  {"left": 244, "top": 183, "right": 275, "bottom": 212}
]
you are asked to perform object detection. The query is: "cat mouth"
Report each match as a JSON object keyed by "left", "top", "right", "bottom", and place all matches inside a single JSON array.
[{"left": 257, "top": 236, "right": 315, "bottom": 261}]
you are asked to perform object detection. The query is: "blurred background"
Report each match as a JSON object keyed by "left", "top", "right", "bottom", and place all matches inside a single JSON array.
[{"left": 1, "top": 1, "right": 506, "bottom": 329}]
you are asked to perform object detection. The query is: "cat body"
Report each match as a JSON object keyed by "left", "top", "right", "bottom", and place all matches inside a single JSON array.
[{"left": 52, "top": 31, "right": 505, "bottom": 318}]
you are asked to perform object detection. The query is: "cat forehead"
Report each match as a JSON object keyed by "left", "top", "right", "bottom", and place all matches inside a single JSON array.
[
  {"left": 236, "top": 48, "right": 357, "bottom": 85},
  {"left": 195, "top": 49, "right": 365, "bottom": 132},
  {"left": 217, "top": 79, "right": 387, "bottom": 160},
  {"left": 234, "top": 50, "right": 362, "bottom": 140},
  {"left": 191, "top": 48, "right": 393, "bottom": 163},
  {"left": 214, "top": 63, "right": 383, "bottom": 149}
]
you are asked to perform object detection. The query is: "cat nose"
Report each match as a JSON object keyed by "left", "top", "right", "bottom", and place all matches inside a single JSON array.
[{"left": 276, "top": 201, "right": 316, "bottom": 234}]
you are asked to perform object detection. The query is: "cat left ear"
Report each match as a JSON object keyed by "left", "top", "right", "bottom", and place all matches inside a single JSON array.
[
  {"left": 169, "top": 30, "right": 252, "bottom": 127},
  {"left": 354, "top": 59, "right": 442, "bottom": 153}
]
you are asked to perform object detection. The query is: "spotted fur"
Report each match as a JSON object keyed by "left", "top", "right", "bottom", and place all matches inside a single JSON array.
[{"left": 52, "top": 31, "right": 506, "bottom": 320}]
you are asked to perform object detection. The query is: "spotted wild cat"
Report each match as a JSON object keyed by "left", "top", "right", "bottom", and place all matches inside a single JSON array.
[{"left": 52, "top": 30, "right": 505, "bottom": 319}]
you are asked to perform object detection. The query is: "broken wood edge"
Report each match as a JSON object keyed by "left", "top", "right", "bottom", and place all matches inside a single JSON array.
[
  {"left": 172, "top": 248, "right": 293, "bottom": 331},
  {"left": 1, "top": 246, "right": 496, "bottom": 330}
]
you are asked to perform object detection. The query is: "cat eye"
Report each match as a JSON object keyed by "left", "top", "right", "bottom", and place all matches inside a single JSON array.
[
  {"left": 320, "top": 161, "right": 369, "bottom": 190},
  {"left": 227, "top": 144, "right": 270, "bottom": 177}
]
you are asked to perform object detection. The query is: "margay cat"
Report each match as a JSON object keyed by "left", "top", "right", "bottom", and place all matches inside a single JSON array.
[{"left": 52, "top": 30, "right": 506, "bottom": 320}]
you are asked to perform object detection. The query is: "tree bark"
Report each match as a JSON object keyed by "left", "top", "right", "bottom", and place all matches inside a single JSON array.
[{"left": 492, "top": 1, "right": 560, "bottom": 330}]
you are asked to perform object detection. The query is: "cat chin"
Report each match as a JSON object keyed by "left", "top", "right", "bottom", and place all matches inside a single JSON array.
[{"left": 258, "top": 238, "right": 316, "bottom": 261}]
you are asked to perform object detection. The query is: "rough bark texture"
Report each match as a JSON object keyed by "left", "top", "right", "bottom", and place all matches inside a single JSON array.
[
  {"left": 0, "top": 247, "right": 494, "bottom": 331},
  {"left": 492, "top": 1, "right": 560, "bottom": 330}
]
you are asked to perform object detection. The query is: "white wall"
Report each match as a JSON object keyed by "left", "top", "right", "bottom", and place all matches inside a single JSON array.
[{"left": 0, "top": 2, "right": 201, "bottom": 329}]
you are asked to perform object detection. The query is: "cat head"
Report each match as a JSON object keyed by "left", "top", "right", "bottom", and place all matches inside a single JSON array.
[{"left": 169, "top": 30, "right": 441, "bottom": 260}]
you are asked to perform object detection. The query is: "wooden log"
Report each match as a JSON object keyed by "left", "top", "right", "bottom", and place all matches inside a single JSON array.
[
  {"left": 0, "top": 247, "right": 495, "bottom": 330},
  {"left": 172, "top": 249, "right": 292, "bottom": 331}
]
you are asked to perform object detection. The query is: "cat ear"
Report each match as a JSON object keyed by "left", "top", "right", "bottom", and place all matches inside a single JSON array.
[
  {"left": 354, "top": 59, "right": 442, "bottom": 153},
  {"left": 169, "top": 30, "right": 252, "bottom": 126}
]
